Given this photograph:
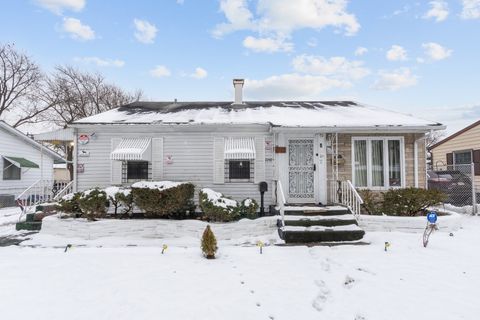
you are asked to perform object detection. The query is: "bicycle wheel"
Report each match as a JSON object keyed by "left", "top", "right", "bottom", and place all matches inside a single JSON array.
[{"left": 423, "top": 226, "right": 434, "bottom": 248}]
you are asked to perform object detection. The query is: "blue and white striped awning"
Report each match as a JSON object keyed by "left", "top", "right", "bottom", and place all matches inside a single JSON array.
[
  {"left": 111, "top": 138, "right": 151, "bottom": 161},
  {"left": 224, "top": 137, "right": 256, "bottom": 160}
]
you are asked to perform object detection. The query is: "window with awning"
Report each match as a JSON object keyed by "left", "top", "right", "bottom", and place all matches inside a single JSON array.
[
  {"left": 110, "top": 138, "right": 152, "bottom": 161},
  {"left": 2, "top": 156, "right": 39, "bottom": 168},
  {"left": 224, "top": 137, "right": 256, "bottom": 160},
  {"left": 2, "top": 156, "right": 39, "bottom": 180}
]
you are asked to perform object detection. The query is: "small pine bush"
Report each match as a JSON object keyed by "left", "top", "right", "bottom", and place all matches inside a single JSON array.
[
  {"left": 78, "top": 188, "right": 108, "bottom": 221},
  {"left": 116, "top": 191, "right": 134, "bottom": 216},
  {"left": 57, "top": 192, "right": 82, "bottom": 214},
  {"left": 201, "top": 225, "right": 217, "bottom": 259},
  {"left": 239, "top": 198, "right": 258, "bottom": 219}
]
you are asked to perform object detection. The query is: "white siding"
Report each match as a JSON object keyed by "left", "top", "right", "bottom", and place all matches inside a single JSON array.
[
  {"left": 75, "top": 125, "right": 274, "bottom": 207},
  {"left": 0, "top": 129, "right": 55, "bottom": 197},
  {"left": 110, "top": 138, "right": 122, "bottom": 185},
  {"left": 151, "top": 137, "right": 164, "bottom": 180}
]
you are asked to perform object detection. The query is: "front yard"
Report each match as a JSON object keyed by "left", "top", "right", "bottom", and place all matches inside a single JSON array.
[{"left": 0, "top": 205, "right": 479, "bottom": 320}]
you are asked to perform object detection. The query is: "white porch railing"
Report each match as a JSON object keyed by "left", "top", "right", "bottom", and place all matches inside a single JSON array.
[
  {"left": 53, "top": 180, "right": 74, "bottom": 201},
  {"left": 16, "top": 179, "right": 73, "bottom": 221},
  {"left": 329, "top": 180, "right": 364, "bottom": 219},
  {"left": 276, "top": 180, "right": 287, "bottom": 227},
  {"left": 16, "top": 179, "right": 54, "bottom": 220}
]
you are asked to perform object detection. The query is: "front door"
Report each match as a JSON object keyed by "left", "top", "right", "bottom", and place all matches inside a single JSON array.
[{"left": 288, "top": 138, "right": 315, "bottom": 203}]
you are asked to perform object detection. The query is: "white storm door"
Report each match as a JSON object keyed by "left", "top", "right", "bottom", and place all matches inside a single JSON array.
[{"left": 288, "top": 138, "right": 315, "bottom": 203}]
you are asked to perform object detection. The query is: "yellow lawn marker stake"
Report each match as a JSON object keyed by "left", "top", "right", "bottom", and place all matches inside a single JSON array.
[{"left": 257, "top": 241, "right": 264, "bottom": 254}]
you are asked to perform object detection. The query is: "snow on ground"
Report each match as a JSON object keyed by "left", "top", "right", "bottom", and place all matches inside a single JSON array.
[
  {"left": 1, "top": 213, "right": 480, "bottom": 320},
  {"left": 0, "top": 206, "right": 21, "bottom": 236}
]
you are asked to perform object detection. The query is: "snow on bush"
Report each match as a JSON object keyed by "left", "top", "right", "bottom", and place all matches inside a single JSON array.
[
  {"left": 131, "top": 181, "right": 184, "bottom": 191},
  {"left": 199, "top": 188, "right": 258, "bottom": 222},
  {"left": 131, "top": 181, "right": 195, "bottom": 218},
  {"left": 105, "top": 187, "right": 133, "bottom": 216}
]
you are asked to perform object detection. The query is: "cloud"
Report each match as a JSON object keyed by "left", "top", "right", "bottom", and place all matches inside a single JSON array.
[
  {"left": 372, "top": 68, "right": 418, "bottom": 91},
  {"left": 35, "top": 0, "right": 85, "bottom": 14},
  {"left": 245, "top": 73, "right": 350, "bottom": 100},
  {"left": 213, "top": 0, "right": 360, "bottom": 50},
  {"left": 461, "top": 0, "right": 480, "bottom": 19},
  {"left": 212, "top": 0, "right": 255, "bottom": 38},
  {"left": 422, "top": 42, "right": 452, "bottom": 61},
  {"left": 242, "top": 36, "right": 293, "bottom": 53},
  {"left": 424, "top": 1, "right": 449, "bottom": 22},
  {"left": 354, "top": 47, "right": 368, "bottom": 56},
  {"left": 177, "top": 0, "right": 185, "bottom": 4},
  {"left": 386, "top": 45, "right": 407, "bottom": 61},
  {"left": 134, "top": 19, "right": 158, "bottom": 44},
  {"left": 191, "top": 67, "right": 208, "bottom": 79},
  {"left": 292, "top": 55, "right": 370, "bottom": 80},
  {"left": 74, "top": 57, "right": 125, "bottom": 67},
  {"left": 62, "top": 17, "right": 95, "bottom": 41},
  {"left": 150, "top": 65, "right": 171, "bottom": 78}
]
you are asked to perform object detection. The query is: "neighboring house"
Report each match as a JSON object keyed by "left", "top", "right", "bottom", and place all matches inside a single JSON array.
[
  {"left": 0, "top": 121, "right": 64, "bottom": 207},
  {"left": 70, "top": 79, "right": 444, "bottom": 211},
  {"left": 429, "top": 120, "right": 480, "bottom": 184}
]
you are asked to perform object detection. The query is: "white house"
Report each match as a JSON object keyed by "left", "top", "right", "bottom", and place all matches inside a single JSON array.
[
  {"left": 0, "top": 121, "right": 64, "bottom": 207},
  {"left": 69, "top": 79, "right": 444, "bottom": 214}
]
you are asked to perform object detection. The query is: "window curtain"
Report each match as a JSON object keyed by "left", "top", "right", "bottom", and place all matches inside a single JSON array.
[
  {"left": 388, "top": 140, "right": 401, "bottom": 186},
  {"left": 371, "top": 140, "right": 384, "bottom": 187},
  {"left": 354, "top": 140, "right": 367, "bottom": 187}
]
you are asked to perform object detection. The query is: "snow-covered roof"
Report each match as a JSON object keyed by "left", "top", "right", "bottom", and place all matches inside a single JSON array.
[
  {"left": 0, "top": 120, "right": 65, "bottom": 162},
  {"left": 73, "top": 101, "right": 443, "bottom": 129}
]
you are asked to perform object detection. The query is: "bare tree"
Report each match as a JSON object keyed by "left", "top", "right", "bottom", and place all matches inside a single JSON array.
[
  {"left": 39, "top": 65, "right": 142, "bottom": 180},
  {"left": 0, "top": 43, "right": 57, "bottom": 127},
  {"left": 426, "top": 130, "right": 446, "bottom": 149},
  {"left": 42, "top": 65, "right": 142, "bottom": 126}
]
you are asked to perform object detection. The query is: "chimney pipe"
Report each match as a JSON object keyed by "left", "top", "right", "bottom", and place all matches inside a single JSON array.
[{"left": 233, "top": 79, "right": 244, "bottom": 105}]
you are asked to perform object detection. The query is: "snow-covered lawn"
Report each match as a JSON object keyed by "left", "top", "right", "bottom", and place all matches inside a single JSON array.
[
  {"left": 1, "top": 213, "right": 480, "bottom": 319},
  {"left": 0, "top": 206, "right": 21, "bottom": 236}
]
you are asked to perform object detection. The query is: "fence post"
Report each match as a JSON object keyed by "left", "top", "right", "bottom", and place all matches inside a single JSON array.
[{"left": 471, "top": 163, "right": 477, "bottom": 215}]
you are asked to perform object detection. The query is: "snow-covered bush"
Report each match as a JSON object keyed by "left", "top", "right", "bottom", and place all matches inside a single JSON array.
[
  {"left": 199, "top": 188, "right": 241, "bottom": 222},
  {"left": 382, "top": 188, "right": 446, "bottom": 216},
  {"left": 359, "top": 187, "right": 446, "bottom": 216},
  {"left": 131, "top": 181, "right": 195, "bottom": 218},
  {"left": 57, "top": 192, "right": 82, "bottom": 214},
  {"left": 199, "top": 189, "right": 259, "bottom": 221},
  {"left": 239, "top": 198, "right": 259, "bottom": 219},
  {"left": 78, "top": 188, "right": 108, "bottom": 221},
  {"left": 105, "top": 187, "right": 134, "bottom": 216}
]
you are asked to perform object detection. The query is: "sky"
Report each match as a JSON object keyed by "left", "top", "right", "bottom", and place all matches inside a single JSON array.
[{"left": 1, "top": 0, "right": 480, "bottom": 134}]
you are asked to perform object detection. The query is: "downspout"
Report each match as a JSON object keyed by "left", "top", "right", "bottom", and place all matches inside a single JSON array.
[
  {"left": 73, "top": 128, "right": 78, "bottom": 192},
  {"left": 414, "top": 135, "right": 418, "bottom": 188}
]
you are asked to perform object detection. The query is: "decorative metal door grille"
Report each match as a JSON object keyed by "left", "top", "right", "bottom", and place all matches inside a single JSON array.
[{"left": 288, "top": 139, "right": 315, "bottom": 200}]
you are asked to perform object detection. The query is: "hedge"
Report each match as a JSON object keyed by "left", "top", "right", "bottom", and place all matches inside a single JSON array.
[{"left": 131, "top": 181, "right": 195, "bottom": 218}]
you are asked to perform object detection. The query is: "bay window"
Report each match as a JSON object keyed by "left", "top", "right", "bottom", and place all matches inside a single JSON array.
[{"left": 352, "top": 137, "right": 404, "bottom": 188}]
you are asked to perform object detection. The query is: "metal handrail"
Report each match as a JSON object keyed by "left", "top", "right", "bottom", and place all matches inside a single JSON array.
[
  {"left": 328, "top": 179, "right": 363, "bottom": 219},
  {"left": 276, "top": 180, "right": 286, "bottom": 226},
  {"left": 16, "top": 179, "right": 55, "bottom": 221},
  {"left": 53, "top": 180, "right": 74, "bottom": 201}
]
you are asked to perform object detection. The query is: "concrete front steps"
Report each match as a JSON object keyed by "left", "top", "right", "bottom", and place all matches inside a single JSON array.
[
  {"left": 15, "top": 203, "right": 58, "bottom": 231},
  {"left": 278, "top": 205, "right": 365, "bottom": 243}
]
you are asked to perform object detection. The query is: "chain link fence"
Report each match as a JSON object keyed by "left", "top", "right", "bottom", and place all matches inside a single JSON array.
[{"left": 428, "top": 163, "right": 479, "bottom": 214}]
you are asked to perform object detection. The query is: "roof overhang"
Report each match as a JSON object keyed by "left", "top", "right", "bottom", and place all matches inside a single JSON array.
[{"left": 0, "top": 121, "right": 65, "bottom": 162}]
